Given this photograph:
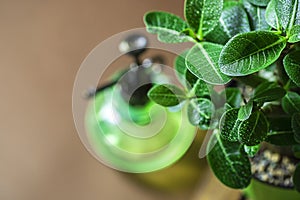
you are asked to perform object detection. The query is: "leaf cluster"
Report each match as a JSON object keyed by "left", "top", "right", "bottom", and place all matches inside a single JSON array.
[{"left": 144, "top": 0, "right": 300, "bottom": 191}]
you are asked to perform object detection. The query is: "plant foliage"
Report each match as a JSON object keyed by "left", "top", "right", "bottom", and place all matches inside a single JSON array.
[{"left": 144, "top": 0, "right": 300, "bottom": 191}]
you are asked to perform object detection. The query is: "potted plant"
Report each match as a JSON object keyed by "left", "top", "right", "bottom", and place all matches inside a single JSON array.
[{"left": 143, "top": 0, "right": 300, "bottom": 199}]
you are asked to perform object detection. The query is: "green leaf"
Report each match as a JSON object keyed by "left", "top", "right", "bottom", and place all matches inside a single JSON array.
[
  {"left": 266, "top": 131, "right": 299, "bottom": 145},
  {"left": 282, "top": 91, "right": 300, "bottom": 115},
  {"left": 187, "top": 98, "right": 215, "bottom": 129},
  {"left": 221, "top": 88, "right": 243, "bottom": 108},
  {"left": 184, "top": 0, "right": 223, "bottom": 38},
  {"left": 293, "top": 163, "right": 300, "bottom": 192},
  {"left": 186, "top": 42, "right": 231, "bottom": 85},
  {"left": 247, "top": 0, "right": 270, "bottom": 6},
  {"left": 275, "top": 0, "right": 299, "bottom": 31},
  {"left": 147, "top": 84, "right": 187, "bottom": 107},
  {"left": 283, "top": 50, "right": 300, "bottom": 87},
  {"left": 238, "top": 101, "right": 253, "bottom": 121},
  {"left": 219, "top": 31, "right": 287, "bottom": 76},
  {"left": 288, "top": 25, "right": 300, "bottom": 43},
  {"left": 220, "top": 108, "right": 242, "bottom": 142},
  {"left": 292, "top": 113, "right": 300, "bottom": 143},
  {"left": 144, "top": 12, "right": 194, "bottom": 43},
  {"left": 207, "top": 132, "right": 251, "bottom": 189},
  {"left": 238, "top": 111, "right": 269, "bottom": 146},
  {"left": 206, "top": 1, "right": 250, "bottom": 44},
  {"left": 191, "top": 78, "right": 211, "bottom": 98},
  {"left": 265, "top": 0, "right": 280, "bottom": 30},
  {"left": 252, "top": 82, "right": 286, "bottom": 103},
  {"left": 244, "top": 144, "right": 260, "bottom": 157},
  {"left": 243, "top": 0, "right": 270, "bottom": 31}
]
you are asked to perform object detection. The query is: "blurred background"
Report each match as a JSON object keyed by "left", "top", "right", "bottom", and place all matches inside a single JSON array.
[{"left": 0, "top": 1, "right": 241, "bottom": 199}]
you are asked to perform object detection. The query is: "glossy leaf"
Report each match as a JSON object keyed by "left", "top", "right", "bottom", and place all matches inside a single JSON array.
[
  {"left": 238, "top": 101, "right": 253, "bottom": 121},
  {"left": 206, "top": 1, "right": 250, "bottom": 44},
  {"left": 238, "top": 111, "right": 269, "bottom": 146},
  {"left": 186, "top": 42, "right": 231, "bottom": 85},
  {"left": 184, "top": 0, "right": 223, "bottom": 38},
  {"left": 252, "top": 82, "right": 286, "bottom": 103},
  {"left": 275, "top": 0, "right": 299, "bottom": 31},
  {"left": 147, "top": 84, "right": 187, "bottom": 107},
  {"left": 282, "top": 91, "right": 300, "bottom": 115},
  {"left": 244, "top": 144, "right": 260, "bottom": 157},
  {"left": 265, "top": 0, "right": 280, "bottom": 30},
  {"left": 187, "top": 98, "right": 215, "bottom": 129},
  {"left": 207, "top": 132, "right": 251, "bottom": 189},
  {"left": 283, "top": 50, "right": 300, "bottom": 87},
  {"left": 288, "top": 25, "right": 300, "bottom": 43},
  {"left": 220, "top": 108, "right": 242, "bottom": 142},
  {"left": 293, "top": 163, "right": 300, "bottom": 192},
  {"left": 266, "top": 131, "right": 299, "bottom": 145},
  {"left": 221, "top": 88, "right": 243, "bottom": 108},
  {"left": 247, "top": 0, "right": 270, "bottom": 6},
  {"left": 243, "top": 0, "right": 270, "bottom": 30},
  {"left": 219, "top": 31, "right": 287, "bottom": 76},
  {"left": 144, "top": 12, "right": 194, "bottom": 43},
  {"left": 292, "top": 113, "right": 300, "bottom": 143}
]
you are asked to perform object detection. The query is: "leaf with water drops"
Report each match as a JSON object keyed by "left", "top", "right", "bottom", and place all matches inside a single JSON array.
[
  {"left": 283, "top": 50, "right": 300, "bottom": 87},
  {"left": 184, "top": 0, "right": 223, "bottom": 38},
  {"left": 206, "top": 1, "right": 250, "bottom": 44},
  {"left": 207, "top": 132, "right": 251, "bottom": 189},
  {"left": 243, "top": 0, "right": 270, "bottom": 31},
  {"left": 186, "top": 42, "right": 231, "bottom": 85},
  {"left": 219, "top": 108, "right": 242, "bottom": 142},
  {"left": 147, "top": 84, "right": 187, "bottom": 107},
  {"left": 238, "top": 111, "right": 269, "bottom": 146},
  {"left": 219, "top": 31, "right": 287, "bottom": 76},
  {"left": 144, "top": 12, "right": 194, "bottom": 43}
]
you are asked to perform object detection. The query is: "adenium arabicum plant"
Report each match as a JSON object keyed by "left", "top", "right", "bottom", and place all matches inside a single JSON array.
[{"left": 143, "top": 0, "right": 300, "bottom": 191}]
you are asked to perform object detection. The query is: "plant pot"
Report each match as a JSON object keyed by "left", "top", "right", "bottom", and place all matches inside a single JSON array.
[
  {"left": 244, "top": 145, "right": 300, "bottom": 200},
  {"left": 244, "top": 178, "right": 300, "bottom": 200}
]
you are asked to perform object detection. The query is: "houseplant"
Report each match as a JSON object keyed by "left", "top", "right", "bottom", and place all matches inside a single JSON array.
[{"left": 143, "top": 0, "right": 300, "bottom": 199}]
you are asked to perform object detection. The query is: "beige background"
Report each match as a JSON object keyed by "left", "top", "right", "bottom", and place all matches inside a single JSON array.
[{"left": 0, "top": 1, "right": 240, "bottom": 199}]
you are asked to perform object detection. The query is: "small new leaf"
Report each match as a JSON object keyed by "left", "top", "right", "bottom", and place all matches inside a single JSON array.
[
  {"left": 144, "top": 12, "right": 194, "bottom": 43},
  {"left": 148, "top": 84, "right": 187, "bottom": 107},
  {"left": 187, "top": 98, "right": 215, "bottom": 129},
  {"left": 283, "top": 50, "right": 300, "bottom": 87},
  {"left": 220, "top": 108, "right": 242, "bottom": 142},
  {"left": 238, "top": 111, "right": 269, "bottom": 146},
  {"left": 282, "top": 91, "right": 300, "bottom": 115},
  {"left": 292, "top": 113, "right": 300, "bottom": 143},
  {"left": 238, "top": 101, "right": 253, "bottom": 121},
  {"left": 184, "top": 0, "right": 223, "bottom": 38},
  {"left": 219, "top": 31, "right": 287, "bottom": 76},
  {"left": 244, "top": 144, "right": 260, "bottom": 157},
  {"left": 207, "top": 132, "right": 251, "bottom": 189},
  {"left": 186, "top": 42, "right": 231, "bottom": 85}
]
